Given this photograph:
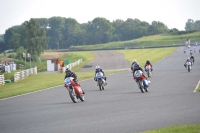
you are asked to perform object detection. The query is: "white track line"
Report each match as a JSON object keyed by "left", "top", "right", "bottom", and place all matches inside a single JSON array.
[
  {"left": 194, "top": 80, "right": 200, "bottom": 92},
  {"left": 0, "top": 72, "right": 120, "bottom": 101}
]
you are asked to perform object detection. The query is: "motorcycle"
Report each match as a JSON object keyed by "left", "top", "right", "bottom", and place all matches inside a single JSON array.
[
  {"left": 64, "top": 77, "right": 84, "bottom": 103},
  {"left": 184, "top": 62, "right": 192, "bottom": 72},
  {"left": 145, "top": 65, "right": 152, "bottom": 77},
  {"left": 95, "top": 72, "right": 107, "bottom": 91},
  {"left": 190, "top": 51, "right": 193, "bottom": 56},
  {"left": 134, "top": 70, "right": 149, "bottom": 93}
]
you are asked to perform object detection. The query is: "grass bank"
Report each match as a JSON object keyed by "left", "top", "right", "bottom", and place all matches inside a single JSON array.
[
  {"left": 142, "top": 123, "right": 200, "bottom": 133},
  {"left": 70, "top": 32, "right": 200, "bottom": 50},
  {"left": 116, "top": 47, "right": 177, "bottom": 65},
  {"left": 0, "top": 70, "right": 124, "bottom": 99}
]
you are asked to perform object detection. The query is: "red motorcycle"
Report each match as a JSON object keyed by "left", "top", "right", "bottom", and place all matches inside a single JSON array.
[
  {"left": 134, "top": 70, "right": 149, "bottom": 93},
  {"left": 64, "top": 77, "right": 84, "bottom": 103}
]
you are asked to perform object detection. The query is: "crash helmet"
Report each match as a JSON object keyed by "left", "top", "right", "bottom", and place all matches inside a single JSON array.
[
  {"left": 134, "top": 63, "right": 139, "bottom": 68},
  {"left": 65, "top": 68, "right": 71, "bottom": 74},
  {"left": 146, "top": 60, "right": 150, "bottom": 64},
  {"left": 187, "top": 58, "right": 190, "bottom": 61},
  {"left": 95, "top": 65, "right": 100, "bottom": 69},
  {"left": 133, "top": 60, "right": 137, "bottom": 64}
]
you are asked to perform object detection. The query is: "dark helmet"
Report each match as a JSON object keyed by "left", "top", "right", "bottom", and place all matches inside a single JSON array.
[
  {"left": 65, "top": 68, "right": 71, "bottom": 73},
  {"left": 134, "top": 63, "right": 139, "bottom": 67},
  {"left": 146, "top": 60, "right": 150, "bottom": 63}
]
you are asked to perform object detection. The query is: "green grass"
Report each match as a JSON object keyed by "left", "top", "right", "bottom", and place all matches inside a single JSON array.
[
  {"left": 0, "top": 70, "right": 124, "bottom": 99},
  {"left": 116, "top": 47, "right": 177, "bottom": 65},
  {"left": 197, "top": 83, "right": 200, "bottom": 92},
  {"left": 142, "top": 123, "right": 200, "bottom": 133},
  {"left": 70, "top": 32, "right": 200, "bottom": 50}
]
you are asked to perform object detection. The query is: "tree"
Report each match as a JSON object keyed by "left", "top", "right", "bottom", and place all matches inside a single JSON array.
[
  {"left": 47, "top": 17, "right": 65, "bottom": 49},
  {"left": 23, "top": 18, "right": 48, "bottom": 57},
  {"left": 185, "top": 19, "right": 194, "bottom": 31}
]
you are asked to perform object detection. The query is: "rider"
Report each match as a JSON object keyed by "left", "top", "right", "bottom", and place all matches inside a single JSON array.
[
  {"left": 184, "top": 58, "right": 192, "bottom": 69},
  {"left": 132, "top": 63, "right": 147, "bottom": 79},
  {"left": 144, "top": 60, "right": 153, "bottom": 72},
  {"left": 94, "top": 66, "right": 107, "bottom": 85},
  {"left": 132, "top": 63, "right": 150, "bottom": 85},
  {"left": 131, "top": 60, "right": 137, "bottom": 71},
  {"left": 190, "top": 55, "right": 195, "bottom": 64},
  {"left": 190, "top": 49, "right": 193, "bottom": 55},
  {"left": 64, "top": 68, "right": 85, "bottom": 94}
]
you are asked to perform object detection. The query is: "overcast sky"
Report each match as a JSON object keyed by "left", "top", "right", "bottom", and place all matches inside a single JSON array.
[{"left": 0, "top": 0, "right": 200, "bottom": 34}]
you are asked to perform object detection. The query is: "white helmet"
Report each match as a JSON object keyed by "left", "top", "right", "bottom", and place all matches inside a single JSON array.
[{"left": 95, "top": 65, "right": 100, "bottom": 69}]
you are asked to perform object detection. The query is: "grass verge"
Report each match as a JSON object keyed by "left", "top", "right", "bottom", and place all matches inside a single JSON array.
[
  {"left": 142, "top": 123, "right": 200, "bottom": 133},
  {"left": 116, "top": 47, "right": 177, "bottom": 65},
  {"left": 0, "top": 70, "right": 124, "bottom": 99}
]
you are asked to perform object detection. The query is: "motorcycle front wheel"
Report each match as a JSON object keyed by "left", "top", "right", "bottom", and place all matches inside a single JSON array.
[
  {"left": 138, "top": 81, "right": 144, "bottom": 93},
  {"left": 79, "top": 94, "right": 84, "bottom": 102},
  {"left": 188, "top": 66, "right": 190, "bottom": 72},
  {"left": 69, "top": 89, "right": 77, "bottom": 103},
  {"left": 98, "top": 80, "right": 102, "bottom": 91}
]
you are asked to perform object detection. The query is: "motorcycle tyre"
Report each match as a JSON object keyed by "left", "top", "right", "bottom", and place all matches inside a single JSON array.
[
  {"left": 98, "top": 80, "right": 102, "bottom": 91},
  {"left": 69, "top": 89, "right": 77, "bottom": 103},
  {"left": 147, "top": 70, "right": 150, "bottom": 77},
  {"left": 138, "top": 81, "right": 144, "bottom": 93},
  {"left": 188, "top": 66, "right": 190, "bottom": 72},
  {"left": 144, "top": 87, "right": 148, "bottom": 92},
  {"left": 79, "top": 94, "right": 84, "bottom": 102}
]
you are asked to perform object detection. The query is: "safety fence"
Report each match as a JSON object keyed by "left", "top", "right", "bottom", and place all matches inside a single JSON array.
[
  {"left": 0, "top": 74, "right": 5, "bottom": 85},
  {"left": 62, "top": 59, "right": 82, "bottom": 73},
  {"left": 14, "top": 67, "right": 37, "bottom": 82}
]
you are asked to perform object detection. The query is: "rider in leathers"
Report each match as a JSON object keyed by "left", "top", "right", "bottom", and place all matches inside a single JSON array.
[
  {"left": 64, "top": 68, "right": 85, "bottom": 94},
  {"left": 144, "top": 60, "right": 153, "bottom": 72},
  {"left": 94, "top": 66, "right": 107, "bottom": 85},
  {"left": 132, "top": 63, "right": 147, "bottom": 80}
]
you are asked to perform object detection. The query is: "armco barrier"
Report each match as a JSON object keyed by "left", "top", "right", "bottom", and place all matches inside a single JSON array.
[
  {"left": 14, "top": 67, "right": 37, "bottom": 82},
  {"left": 0, "top": 74, "right": 5, "bottom": 85}
]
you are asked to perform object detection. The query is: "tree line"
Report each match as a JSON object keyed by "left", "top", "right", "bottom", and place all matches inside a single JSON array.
[{"left": 0, "top": 17, "right": 199, "bottom": 57}]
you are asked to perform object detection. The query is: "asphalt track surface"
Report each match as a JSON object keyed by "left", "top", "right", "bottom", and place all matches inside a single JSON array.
[
  {"left": 0, "top": 46, "right": 200, "bottom": 133},
  {"left": 77, "top": 50, "right": 130, "bottom": 72}
]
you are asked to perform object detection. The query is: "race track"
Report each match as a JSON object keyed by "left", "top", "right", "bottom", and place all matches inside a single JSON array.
[{"left": 0, "top": 46, "right": 200, "bottom": 133}]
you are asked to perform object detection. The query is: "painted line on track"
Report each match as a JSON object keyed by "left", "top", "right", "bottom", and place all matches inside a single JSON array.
[
  {"left": 194, "top": 80, "right": 200, "bottom": 92},
  {"left": 0, "top": 72, "right": 121, "bottom": 101}
]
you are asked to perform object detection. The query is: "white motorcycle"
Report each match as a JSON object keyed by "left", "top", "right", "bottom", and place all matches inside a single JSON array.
[
  {"left": 145, "top": 65, "right": 152, "bottom": 77},
  {"left": 185, "top": 61, "right": 192, "bottom": 72},
  {"left": 95, "top": 72, "right": 107, "bottom": 91}
]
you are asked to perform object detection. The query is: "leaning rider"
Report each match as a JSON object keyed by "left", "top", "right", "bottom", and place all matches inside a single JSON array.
[
  {"left": 132, "top": 63, "right": 147, "bottom": 80},
  {"left": 64, "top": 68, "right": 85, "bottom": 94}
]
